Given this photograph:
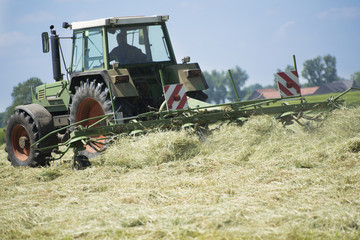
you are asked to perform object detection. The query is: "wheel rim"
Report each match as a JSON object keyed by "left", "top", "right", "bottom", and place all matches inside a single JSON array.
[
  {"left": 76, "top": 97, "right": 105, "bottom": 127},
  {"left": 11, "top": 124, "right": 30, "bottom": 162},
  {"left": 76, "top": 97, "right": 106, "bottom": 153}
]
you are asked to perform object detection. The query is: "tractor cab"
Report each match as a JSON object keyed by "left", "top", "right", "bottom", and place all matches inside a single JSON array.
[
  {"left": 71, "top": 16, "right": 175, "bottom": 71},
  {"left": 67, "top": 15, "right": 208, "bottom": 115}
]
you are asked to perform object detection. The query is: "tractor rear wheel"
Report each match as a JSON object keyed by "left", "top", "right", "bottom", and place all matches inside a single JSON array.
[
  {"left": 6, "top": 110, "right": 45, "bottom": 166},
  {"left": 69, "top": 80, "right": 112, "bottom": 155}
]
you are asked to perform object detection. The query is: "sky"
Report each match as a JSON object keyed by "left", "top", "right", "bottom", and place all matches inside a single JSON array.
[{"left": 0, "top": 0, "right": 359, "bottom": 112}]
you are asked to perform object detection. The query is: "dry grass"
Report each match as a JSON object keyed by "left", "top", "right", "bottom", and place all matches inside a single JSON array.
[{"left": 1, "top": 108, "right": 360, "bottom": 239}]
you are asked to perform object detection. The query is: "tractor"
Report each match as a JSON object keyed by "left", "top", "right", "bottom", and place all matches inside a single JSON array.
[
  {"left": 5, "top": 15, "right": 350, "bottom": 168},
  {"left": 5, "top": 15, "right": 209, "bottom": 167}
]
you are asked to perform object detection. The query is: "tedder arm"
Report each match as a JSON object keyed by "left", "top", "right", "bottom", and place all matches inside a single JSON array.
[{"left": 31, "top": 88, "right": 356, "bottom": 168}]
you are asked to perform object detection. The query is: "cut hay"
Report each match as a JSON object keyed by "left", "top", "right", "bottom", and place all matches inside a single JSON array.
[
  {"left": 101, "top": 130, "right": 202, "bottom": 168},
  {"left": 1, "top": 107, "right": 360, "bottom": 239}
]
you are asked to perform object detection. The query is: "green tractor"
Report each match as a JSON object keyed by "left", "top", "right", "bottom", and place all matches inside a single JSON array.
[{"left": 5, "top": 15, "right": 209, "bottom": 167}]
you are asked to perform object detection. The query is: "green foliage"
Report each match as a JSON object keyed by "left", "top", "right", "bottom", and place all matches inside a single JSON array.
[
  {"left": 203, "top": 70, "right": 228, "bottom": 104},
  {"left": 0, "top": 113, "right": 6, "bottom": 129},
  {"left": 2, "top": 77, "right": 43, "bottom": 127},
  {"left": 11, "top": 77, "right": 42, "bottom": 105},
  {"left": 301, "top": 55, "right": 339, "bottom": 86},
  {"left": 203, "top": 66, "right": 248, "bottom": 103},
  {"left": 0, "top": 128, "right": 4, "bottom": 145},
  {"left": 350, "top": 69, "right": 360, "bottom": 86},
  {"left": 322, "top": 55, "right": 338, "bottom": 82}
]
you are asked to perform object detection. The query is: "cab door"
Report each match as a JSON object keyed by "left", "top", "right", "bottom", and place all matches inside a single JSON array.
[{"left": 71, "top": 28, "right": 105, "bottom": 73}]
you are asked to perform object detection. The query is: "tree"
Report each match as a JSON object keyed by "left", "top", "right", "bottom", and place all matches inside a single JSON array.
[
  {"left": 2, "top": 77, "right": 43, "bottom": 126},
  {"left": 0, "top": 112, "right": 6, "bottom": 129},
  {"left": 203, "top": 70, "right": 227, "bottom": 104},
  {"left": 350, "top": 69, "right": 360, "bottom": 86},
  {"left": 204, "top": 66, "right": 248, "bottom": 104},
  {"left": 322, "top": 55, "right": 338, "bottom": 83},
  {"left": 301, "top": 55, "right": 339, "bottom": 86}
]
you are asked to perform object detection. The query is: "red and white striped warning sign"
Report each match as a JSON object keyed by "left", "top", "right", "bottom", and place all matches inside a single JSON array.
[
  {"left": 164, "top": 84, "right": 188, "bottom": 110},
  {"left": 276, "top": 71, "right": 301, "bottom": 97}
]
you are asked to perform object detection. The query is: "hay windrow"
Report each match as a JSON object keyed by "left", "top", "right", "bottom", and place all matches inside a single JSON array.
[
  {"left": 101, "top": 130, "right": 202, "bottom": 168},
  {"left": 1, "top": 107, "right": 360, "bottom": 239}
]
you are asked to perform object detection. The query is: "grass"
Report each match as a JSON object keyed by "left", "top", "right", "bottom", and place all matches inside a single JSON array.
[
  {"left": 1, "top": 107, "right": 360, "bottom": 239},
  {"left": 305, "top": 90, "right": 360, "bottom": 107}
]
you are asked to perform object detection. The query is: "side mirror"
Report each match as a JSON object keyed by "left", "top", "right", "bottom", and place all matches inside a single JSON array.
[{"left": 41, "top": 32, "right": 49, "bottom": 53}]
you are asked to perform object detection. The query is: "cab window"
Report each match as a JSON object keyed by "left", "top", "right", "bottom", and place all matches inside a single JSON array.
[
  {"left": 107, "top": 25, "right": 171, "bottom": 66},
  {"left": 71, "top": 32, "right": 83, "bottom": 72},
  {"left": 84, "top": 28, "right": 104, "bottom": 70}
]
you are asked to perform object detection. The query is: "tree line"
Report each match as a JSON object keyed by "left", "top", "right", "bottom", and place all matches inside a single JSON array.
[
  {"left": 205, "top": 54, "right": 360, "bottom": 104},
  {"left": 1, "top": 54, "right": 360, "bottom": 128},
  {"left": 0, "top": 77, "right": 43, "bottom": 128}
]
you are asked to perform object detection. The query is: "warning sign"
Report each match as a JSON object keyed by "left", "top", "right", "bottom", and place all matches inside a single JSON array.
[
  {"left": 164, "top": 84, "right": 189, "bottom": 110},
  {"left": 276, "top": 71, "right": 301, "bottom": 97}
]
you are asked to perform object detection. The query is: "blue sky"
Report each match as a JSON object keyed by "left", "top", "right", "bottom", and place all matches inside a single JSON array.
[{"left": 0, "top": 0, "right": 359, "bottom": 112}]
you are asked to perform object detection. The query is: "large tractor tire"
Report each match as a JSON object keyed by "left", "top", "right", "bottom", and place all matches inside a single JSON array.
[
  {"left": 70, "top": 80, "right": 112, "bottom": 128},
  {"left": 69, "top": 80, "right": 112, "bottom": 155},
  {"left": 5, "top": 104, "right": 56, "bottom": 167}
]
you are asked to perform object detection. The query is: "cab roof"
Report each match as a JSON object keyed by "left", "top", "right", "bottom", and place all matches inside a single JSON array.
[{"left": 70, "top": 15, "right": 169, "bottom": 30}]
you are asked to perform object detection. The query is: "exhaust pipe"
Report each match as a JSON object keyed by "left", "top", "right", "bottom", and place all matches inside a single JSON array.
[{"left": 50, "top": 25, "right": 62, "bottom": 81}]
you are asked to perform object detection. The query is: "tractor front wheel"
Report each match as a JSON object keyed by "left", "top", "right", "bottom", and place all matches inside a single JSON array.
[
  {"left": 69, "top": 80, "right": 112, "bottom": 155},
  {"left": 70, "top": 80, "right": 112, "bottom": 128}
]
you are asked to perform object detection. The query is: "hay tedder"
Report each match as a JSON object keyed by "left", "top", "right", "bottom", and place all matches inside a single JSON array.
[{"left": 5, "top": 15, "right": 350, "bottom": 168}]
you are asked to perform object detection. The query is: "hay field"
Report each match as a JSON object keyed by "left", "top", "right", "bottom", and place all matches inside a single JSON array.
[{"left": 1, "top": 108, "right": 360, "bottom": 239}]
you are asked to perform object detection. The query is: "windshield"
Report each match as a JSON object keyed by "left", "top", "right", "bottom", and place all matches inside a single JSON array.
[{"left": 107, "top": 25, "right": 171, "bottom": 66}]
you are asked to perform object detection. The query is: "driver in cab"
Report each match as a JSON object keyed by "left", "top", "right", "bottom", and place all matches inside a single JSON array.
[{"left": 109, "top": 31, "right": 147, "bottom": 65}]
